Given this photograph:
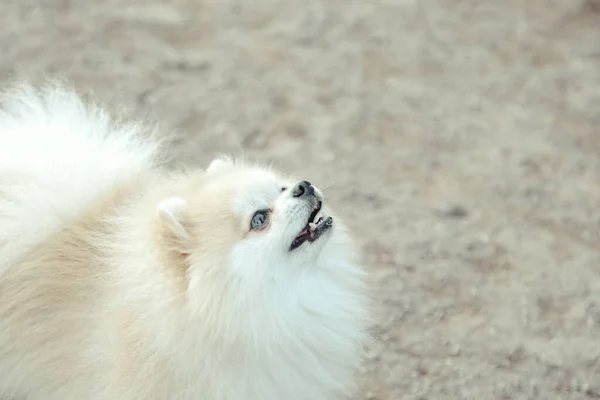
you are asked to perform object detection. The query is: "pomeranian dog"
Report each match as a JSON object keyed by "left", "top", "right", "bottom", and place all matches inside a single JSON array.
[{"left": 0, "top": 83, "right": 370, "bottom": 400}]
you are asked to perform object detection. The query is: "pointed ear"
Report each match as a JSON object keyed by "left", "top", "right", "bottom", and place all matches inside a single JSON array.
[
  {"left": 206, "top": 156, "right": 234, "bottom": 175},
  {"left": 156, "top": 197, "right": 189, "bottom": 240}
]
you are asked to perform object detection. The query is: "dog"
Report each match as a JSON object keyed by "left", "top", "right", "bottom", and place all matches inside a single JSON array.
[{"left": 0, "top": 83, "right": 370, "bottom": 400}]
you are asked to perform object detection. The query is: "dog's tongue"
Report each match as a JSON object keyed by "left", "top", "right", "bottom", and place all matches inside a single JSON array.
[
  {"left": 297, "top": 216, "right": 325, "bottom": 240},
  {"left": 298, "top": 227, "right": 309, "bottom": 237}
]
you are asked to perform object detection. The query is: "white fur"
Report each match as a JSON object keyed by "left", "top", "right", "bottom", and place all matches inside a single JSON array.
[
  {"left": 206, "top": 156, "right": 234, "bottom": 175},
  {"left": 0, "top": 84, "right": 164, "bottom": 270},
  {"left": 156, "top": 196, "right": 189, "bottom": 239},
  {"left": 0, "top": 83, "right": 370, "bottom": 400}
]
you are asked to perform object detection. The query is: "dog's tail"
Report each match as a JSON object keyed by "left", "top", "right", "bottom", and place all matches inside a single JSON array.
[{"left": 0, "top": 81, "right": 168, "bottom": 267}]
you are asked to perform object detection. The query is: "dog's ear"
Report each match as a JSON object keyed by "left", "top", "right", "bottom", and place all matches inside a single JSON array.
[
  {"left": 156, "top": 197, "right": 189, "bottom": 240},
  {"left": 206, "top": 155, "right": 234, "bottom": 175}
]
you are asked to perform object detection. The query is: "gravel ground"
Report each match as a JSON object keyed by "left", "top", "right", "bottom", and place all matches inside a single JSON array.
[{"left": 2, "top": 0, "right": 600, "bottom": 399}]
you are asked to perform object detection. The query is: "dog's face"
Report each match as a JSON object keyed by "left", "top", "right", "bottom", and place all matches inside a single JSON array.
[{"left": 156, "top": 157, "right": 343, "bottom": 281}]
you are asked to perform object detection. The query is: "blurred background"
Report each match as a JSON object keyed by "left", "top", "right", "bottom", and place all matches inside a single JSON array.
[{"left": 3, "top": 0, "right": 600, "bottom": 398}]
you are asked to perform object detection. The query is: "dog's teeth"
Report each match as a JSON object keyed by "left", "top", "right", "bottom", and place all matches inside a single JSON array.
[{"left": 309, "top": 222, "right": 318, "bottom": 231}]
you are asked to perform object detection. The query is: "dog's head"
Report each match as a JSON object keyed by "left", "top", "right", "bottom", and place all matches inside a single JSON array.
[
  {"left": 148, "top": 157, "right": 368, "bottom": 394},
  {"left": 155, "top": 157, "right": 351, "bottom": 283}
]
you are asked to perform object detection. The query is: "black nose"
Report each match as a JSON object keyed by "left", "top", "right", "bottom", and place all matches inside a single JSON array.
[{"left": 292, "top": 180, "right": 314, "bottom": 198}]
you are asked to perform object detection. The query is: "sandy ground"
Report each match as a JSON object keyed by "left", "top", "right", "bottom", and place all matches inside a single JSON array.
[{"left": 2, "top": 0, "right": 600, "bottom": 398}]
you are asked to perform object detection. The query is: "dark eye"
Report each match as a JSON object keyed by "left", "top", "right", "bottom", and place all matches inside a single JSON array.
[
  {"left": 250, "top": 210, "right": 269, "bottom": 230},
  {"left": 281, "top": 186, "right": 287, "bottom": 192}
]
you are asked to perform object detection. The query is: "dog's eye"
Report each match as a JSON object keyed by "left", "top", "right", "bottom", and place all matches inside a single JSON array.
[
  {"left": 250, "top": 210, "right": 269, "bottom": 230},
  {"left": 281, "top": 186, "right": 287, "bottom": 192}
]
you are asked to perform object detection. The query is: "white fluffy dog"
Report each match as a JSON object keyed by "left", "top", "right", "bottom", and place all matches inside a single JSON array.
[{"left": 0, "top": 84, "right": 370, "bottom": 400}]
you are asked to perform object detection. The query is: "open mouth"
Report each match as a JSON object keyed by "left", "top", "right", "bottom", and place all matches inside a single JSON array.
[{"left": 290, "top": 201, "right": 334, "bottom": 251}]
